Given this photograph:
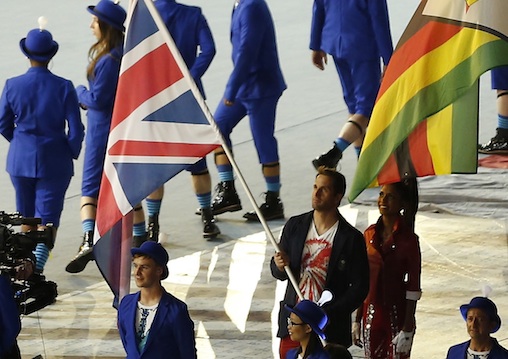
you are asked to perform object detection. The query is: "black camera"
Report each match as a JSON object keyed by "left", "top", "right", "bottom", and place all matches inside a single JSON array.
[{"left": 0, "top": 211, "right": 58, "bottom": 315}]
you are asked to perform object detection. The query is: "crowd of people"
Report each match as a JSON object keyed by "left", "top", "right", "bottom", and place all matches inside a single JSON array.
[{"left": 0, "top": 0, "right": 506, "bottom": 358}]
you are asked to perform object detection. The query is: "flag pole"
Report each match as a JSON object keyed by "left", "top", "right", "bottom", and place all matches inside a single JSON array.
[{"left": 218, "top": 140, "right": 304, "bottom": 301}]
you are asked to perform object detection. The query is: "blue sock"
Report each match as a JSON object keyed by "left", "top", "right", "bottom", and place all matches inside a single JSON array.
[
  {"left": 354, "top": 146, "right": 362, "bottom": 158},
  {"left": 265, "top": 175, "right": 281, "bottom": 193},
  {"left": 146, "top": 198, "right": 162, "bottom": 217},
  {"left": 82, "top": 219, "right": 94, "bottom": 233},
  {"left": 133, "top": 221, "right": 146, "bottom": 236},
  {"left": 498, "top": 114, "right": 508, "bottom": 130},
  {"left": 197, "top": 192, "right": 212, "bottom": 209},
  {"left": 34, "top": 243, "right": 50, "bottom": 272},
  {"left": 217, "top": 165, "right": 234, "bottom": 182},
  {"left": 334, "top": 138, "right": 351, "bottom": 153}
]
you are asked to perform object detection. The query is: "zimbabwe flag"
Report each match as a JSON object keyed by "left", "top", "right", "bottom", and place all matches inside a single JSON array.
[{"left": 349, "top": 0, "right": 508, "bottom": 201}]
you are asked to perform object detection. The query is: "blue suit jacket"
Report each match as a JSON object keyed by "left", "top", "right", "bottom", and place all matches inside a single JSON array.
[
  {"left": 154, "top": 0, "right": 215, "bottom": 99},
  {"left": 446, "top": 339, "right": 508, "bottom": 359},
  {"left": 76, "top": 46, "right": 122, "bottom": 155},
  {"left": 287, "top": 347, "right": 330, "bottom": 359},
  {"left": 224, "top": 0, "right": 286, "bottom": 101},
  {"left": 310, "top": 0, "right": 393, "bottom": 65},
  {"left": 118, "top": 289, "right": 197, "bottom": 359},
  {"left": 0, "top": 67, "right": 84, "bottom": 179},
  {"left": 0, "top": 275, "right": 21, "bottom": 357}
]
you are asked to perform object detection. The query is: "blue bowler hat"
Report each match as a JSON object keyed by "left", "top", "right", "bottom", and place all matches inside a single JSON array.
[
  {"left": 460, "top": 296, "right": 501, "bottom": 333},
  {"left": 285, "top": 300, "right": 328, "bottom": 340},
  {"left": 20, "top": 22, "right": 58, "bottom": 63},
  {"left": 131, "top": 241, "right": 169, "bottom": 280},
  {"left": 88, "top": 0, "right": 127, "bottom": 32}
]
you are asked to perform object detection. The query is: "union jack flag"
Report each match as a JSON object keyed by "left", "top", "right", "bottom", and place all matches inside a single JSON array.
[{"left": 93, "top": 0, "right": 222, "bottom": 305}]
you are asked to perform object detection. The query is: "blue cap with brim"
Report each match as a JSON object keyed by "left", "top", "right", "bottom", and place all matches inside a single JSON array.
[{"left": 131, "top": 241, "right": 169, "bottom": 280}]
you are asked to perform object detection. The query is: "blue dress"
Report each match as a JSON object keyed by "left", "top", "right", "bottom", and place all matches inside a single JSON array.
[{"left": 77, "top": 45, "right": 123, "bottom": 198}]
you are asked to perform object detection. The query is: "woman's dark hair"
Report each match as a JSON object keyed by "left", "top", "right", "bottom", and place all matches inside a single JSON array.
[
  {"left": 390, "top": 178, "right": 419, "bottom": 230},
  {"left": 87, "top": 18, "right": 124, "bottom": 79},
  {"left": 300, "top": 332, "right": 323, "bottom": 359}
]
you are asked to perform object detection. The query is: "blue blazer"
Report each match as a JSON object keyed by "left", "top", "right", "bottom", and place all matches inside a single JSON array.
[
  {"left": 0, "top": 275, "right": 21, "bottom": 357},
  {"left": 76, "top": 46, "right": 122, "bottom": 165},
  {"left": 118, "top": 289, "right": 197, "bottom": 359},
  {"left": 224, "top": 0, "right": 286, "bottom": 101},
  {"left": 287, "top": 347, "right": 330, "bottom": 359},
  {"left": 446, "top": 339, "right": 508, "bottom": 359},
  {"left": 310, "top": 0, "right": 393, "bottom": 65},
  {"left": 154, "top": 0, "right": 215, "bottom": 98},
  {"left": 0, "top": 67, "right": 84, "bottom": 179}
]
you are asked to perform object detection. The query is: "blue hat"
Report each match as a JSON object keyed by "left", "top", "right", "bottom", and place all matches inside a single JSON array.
[
  {"left": 20, "top": 28, "right": 58, "bottom": 62},
  {"left": 285, "top": 300, "right": 328, "bottom": 340},
  {"left": 131, "top": 241, "right": 169, "bottom": 280},
  {"left": 460, "top": 297, "right": 501, "bottom": 333},
  {"left": 88, "top": 0, "right": 127, "bottom": 32}
]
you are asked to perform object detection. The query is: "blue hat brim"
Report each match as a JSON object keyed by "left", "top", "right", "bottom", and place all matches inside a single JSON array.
[
  {"left": 285, "top": 304, "right": 327, "bottom": 340},
  {"left": 87, "top": 5, "right": 126, "bottom": 32},
  {"left": 19, "top": 38, "right": 59, "bottom": 62}
]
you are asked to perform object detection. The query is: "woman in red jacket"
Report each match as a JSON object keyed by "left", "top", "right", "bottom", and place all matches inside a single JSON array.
[{"left": 354, "top": 180, "right": 421, "bottom": 359}]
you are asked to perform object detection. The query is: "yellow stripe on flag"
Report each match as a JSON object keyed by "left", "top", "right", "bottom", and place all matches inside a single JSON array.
[
  {"left": 426, "top": 105, "right": 452, "bottom": 174},
  {"left": 364, "top": 27, "right": 497, "bottom": 150}
]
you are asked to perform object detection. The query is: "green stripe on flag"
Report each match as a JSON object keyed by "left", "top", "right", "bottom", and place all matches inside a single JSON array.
[
  {"left": 349, "top": 39, "right": 508, "bottom": 201},
  {"left": 451, "top": 81, "right": 479, "bottom": 173}
]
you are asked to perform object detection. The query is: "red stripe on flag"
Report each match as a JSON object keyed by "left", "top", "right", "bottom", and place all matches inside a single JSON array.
[
  {"left": 377, "top": 153, "right": 401, "bottom": 185},
  {"left": 111, "top": 45, "right": 184, "bottom": 130},
  {"left": 407, "top": 120, "right": 436, "bottom": 177},
  {"left": 96, "top": 174, "right": 124, "bottom": 236},
  {"left": 109, "top": 140, "right": 220, "bottom": 157},
  {"left": 379, "top": 21, "right": 462, "bottom": 98}
]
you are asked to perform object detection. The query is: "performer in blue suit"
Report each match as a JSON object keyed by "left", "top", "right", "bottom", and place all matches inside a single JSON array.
[
  {"left": 0, "top": 21, "right": 84, "bottom": 275},
  {"left": 209, "top": 0, "right": 287, "bottom": 222},
  {"left": 132, "top": 0, "right": 219, "bottom": 244},
  {"left": 478, "top": 66, "right": 508, "bottom": 155},
  {"left": 118, "top": 241, "right": 197, "bottom": 359},
  {"left": 446, "top": 296, "right": 508, "bottom": 359},
  {"left": 311, "top": 0, "right": 393, "bottom": 169},
  {"left": 66, "top": 0, "right": 126, "bottom": 274}
]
